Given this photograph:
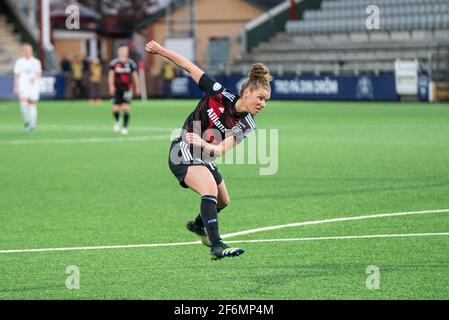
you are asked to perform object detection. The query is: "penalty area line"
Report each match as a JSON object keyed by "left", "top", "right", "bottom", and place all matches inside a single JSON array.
[
  {"left": 1, "top": 232, "right": 449, "bottom": 255},
  {"left": 1, "top": 208, "right": 449, "bottom": 254},
  {"left": 221, "top": 208, "right": 449, "bottom": 239},
  {"left": 0, "top": 241, "right": 201, "bottom": 254},
  {"left": 225, "top": 232, "right": 449, "bottom": 245},
  {"left": 0, "top": 125, "right": 175, "bottom": 132},
  {"left": 0, "top": 135, "right": 169, "bottom": 145}
]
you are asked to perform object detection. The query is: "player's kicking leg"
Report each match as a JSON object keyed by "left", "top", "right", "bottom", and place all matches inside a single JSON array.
[
  {"left": 210, "top": 242, "right": 245, "bottom": 261},
  {"left": 184, "top": 167, "right": 244, "bottom": 260},
  {"left": 186, "top": 219, "right": 211, "bottom": 247},
  {"left": 186, "top": 180, "right": 230, "bottom": 248}
]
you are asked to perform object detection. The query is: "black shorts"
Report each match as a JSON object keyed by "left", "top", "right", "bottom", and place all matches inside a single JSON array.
[
  {"left": 113, "top": 89, "right": 133, "bottom": 105},
  {"left": 168, "top": 140, "right": 223, "bottom": 188}
]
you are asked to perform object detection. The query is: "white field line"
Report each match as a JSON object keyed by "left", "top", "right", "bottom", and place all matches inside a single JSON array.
[
  {"left": 0, "top": 125, "right": 175, "bottom": 132},
  {"left": 0, "top": 208, "right": 448, "bottom": 254},
  {"left": 225, "top": 232, "right": 449, "bottom": 245},
  {"left": 1, "top": 232, "right": 449, "bottom": 255},
  {"left": 0, "top": 241, "right": 200, "bottom": 254},
  {"left": 0, "top": 135, "right": 169, "bottom": 145},
  {"left": 220, "top": 208, "right": 449, "bottom": 239}
]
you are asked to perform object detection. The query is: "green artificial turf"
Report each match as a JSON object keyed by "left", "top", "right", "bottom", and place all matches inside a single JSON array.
[{"left": 0, "top": 99, "right": 448, "bottom": 299}]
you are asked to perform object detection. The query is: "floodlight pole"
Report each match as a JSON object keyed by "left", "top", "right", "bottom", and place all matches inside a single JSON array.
[
  {"left": 38, "top": 0, "right": 51, "bottom": 70},
  {"left": 37, "top": 0, "right": 44, "bottom": 69},
  {"left": 41, "top": 0, "right": 51, "bottom": 49}
]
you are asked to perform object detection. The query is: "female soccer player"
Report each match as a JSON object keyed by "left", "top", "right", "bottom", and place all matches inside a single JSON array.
[
  {"left": 109, "top": 45, "right": 141, "bottom": 135},
  {"left": 13, "top": 44, "right": 42, "bottom": 132},
  {"left": 145, "top": 40, "right": 271, "bottom": 260}
]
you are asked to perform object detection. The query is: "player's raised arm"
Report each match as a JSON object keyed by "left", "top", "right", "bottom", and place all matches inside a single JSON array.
[{"left": 145, "top": 40, "right": 204, "bottom": 84}]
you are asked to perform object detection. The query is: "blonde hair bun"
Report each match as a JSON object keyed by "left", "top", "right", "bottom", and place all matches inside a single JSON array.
[
  {"left": 248, "top": 63, "right": 272, "bottom": 83},
  {"left": 239, "top": 63, "right": 272, "bottom": 96}
]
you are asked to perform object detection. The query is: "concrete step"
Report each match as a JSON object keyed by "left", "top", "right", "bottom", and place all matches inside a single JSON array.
[
  {"left": 0, "top": 31, "right": 21, "bottom": 42},
  {"left": 0, "top": 22, "right": 15, "bottom": 33}
]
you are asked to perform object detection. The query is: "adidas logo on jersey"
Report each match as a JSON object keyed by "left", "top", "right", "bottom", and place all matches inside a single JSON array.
[{"left": 222, "top": 89, "right": 235, "bottom": 102}]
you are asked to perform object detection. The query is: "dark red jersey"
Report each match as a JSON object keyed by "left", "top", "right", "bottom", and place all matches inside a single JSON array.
[
  {"left": 181, "top": 73, "right": 256, "bottom": 145},
  {"left": 109, "top": 58, "right": 137, "bottom": 91}
]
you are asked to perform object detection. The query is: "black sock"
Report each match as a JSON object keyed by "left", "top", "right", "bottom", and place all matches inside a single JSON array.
[
  {"left": 123, "top": 111, "right": 130, "bottom": 128},
  {"left": 113, "top": 111, "right": 120, "bottom": 122},
  {"left": 200, "top": 195, "right": 221, "bottom": 247},
  {"left": 195, "top": 206, "right": 224, "bottom": 228}
]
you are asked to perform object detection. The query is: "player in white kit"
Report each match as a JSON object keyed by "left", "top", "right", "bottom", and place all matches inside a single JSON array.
[{"left": 13, "top": 44, "right": 42, "bottom": 132}]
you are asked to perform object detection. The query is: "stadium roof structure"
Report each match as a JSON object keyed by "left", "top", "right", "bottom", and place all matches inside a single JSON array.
[{"left": 134, "top": 0, "right": 284, "bottom": 30}]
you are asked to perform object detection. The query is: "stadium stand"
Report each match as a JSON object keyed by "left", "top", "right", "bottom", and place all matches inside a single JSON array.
[
  {"left": 236, "top": 0, "right": 449, "bottom": 75},
  {"left": 232, "top": 0, "right": 449, "bottom": 100},
  {"left": 0, "top": 15, "right": 23, "bottom": 74},
  {"left": 0, "top": 0, "right": 41, "bottom": 75}
]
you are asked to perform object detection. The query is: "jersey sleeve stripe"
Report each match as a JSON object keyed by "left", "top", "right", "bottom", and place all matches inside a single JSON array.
[{"left": 245, "top": 114, "right": 256, "bottom": 129}]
